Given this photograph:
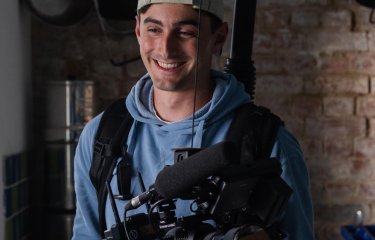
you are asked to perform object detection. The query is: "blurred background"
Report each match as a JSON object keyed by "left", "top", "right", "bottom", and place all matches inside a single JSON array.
[{"left": 1, "top": 0, "right": 375, "bottom": 239}]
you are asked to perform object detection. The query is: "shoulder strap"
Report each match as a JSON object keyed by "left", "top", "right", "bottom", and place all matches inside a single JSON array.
[
  {"left": 89, "top": 97, "right": 134, "bottom": 236},
  {"left": 226, "top": 103, "right": 283, "bottom": 164}
]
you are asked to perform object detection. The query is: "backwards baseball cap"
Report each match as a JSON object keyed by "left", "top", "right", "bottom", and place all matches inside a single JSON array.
[{"left": 137, "top": 0, "right": 224, "bottom": 20}]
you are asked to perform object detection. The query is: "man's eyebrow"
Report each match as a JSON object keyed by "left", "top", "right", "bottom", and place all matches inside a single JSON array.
[
  {"left": 143, "top": 17, "right": 199, "bottom": 28},
  {"left": 143, "top": 17, "right": 163, "bottom": 26},
  {"left": 174, "top": 19, "right": 199, "bottom": 27}
]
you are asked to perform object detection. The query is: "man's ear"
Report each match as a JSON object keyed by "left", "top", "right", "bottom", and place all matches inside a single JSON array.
[
  {"left": 135, "top": 15, "right": 141, "bottom": 40},
  {"left": 212, "top": 22, "right": 228, "bottom": 54}
]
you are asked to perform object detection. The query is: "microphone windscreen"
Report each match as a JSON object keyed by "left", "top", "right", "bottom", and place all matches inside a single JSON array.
[{"left": 154, "top": 141, "right": 236, "bottom": 199}]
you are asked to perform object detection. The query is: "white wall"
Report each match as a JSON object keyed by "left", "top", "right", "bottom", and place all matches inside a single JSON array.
[{"left": 0, "top": 0, "right": 31, "bottom": 239}]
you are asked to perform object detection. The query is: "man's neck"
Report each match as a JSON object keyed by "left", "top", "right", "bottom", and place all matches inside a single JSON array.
[{"left": 152, "top": 83, "right": 215, "bottom": 122}]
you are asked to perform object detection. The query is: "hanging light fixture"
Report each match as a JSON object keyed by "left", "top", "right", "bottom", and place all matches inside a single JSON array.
[{"left": 24, "top": 0, "right": 93, "bottom": 26}]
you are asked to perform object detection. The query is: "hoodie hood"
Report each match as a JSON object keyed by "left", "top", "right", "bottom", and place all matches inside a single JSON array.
[{"left": 126, "top": 70, "right": 250, "bottom": 134}]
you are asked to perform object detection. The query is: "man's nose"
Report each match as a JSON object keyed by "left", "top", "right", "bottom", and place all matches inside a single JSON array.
[{"left": 158, "top": 32, "right": 178, "bottom": 58}]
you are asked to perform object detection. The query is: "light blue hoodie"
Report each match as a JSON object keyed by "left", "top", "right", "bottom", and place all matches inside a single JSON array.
[{"left": 72, "top": 70, "right": 314, "bottom": 239}]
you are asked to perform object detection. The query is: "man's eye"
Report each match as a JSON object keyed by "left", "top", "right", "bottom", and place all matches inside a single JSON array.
[
  {"left": 178, "top": 31, "right": 196, "bottom": 38},
  {"left": 147, "top": 28, "right": 160, "bottom": 34}
]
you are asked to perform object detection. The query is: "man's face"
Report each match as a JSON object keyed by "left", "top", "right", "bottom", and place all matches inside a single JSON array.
[{"left": 135, "top": 3, "right": 227, "bottom": 92}]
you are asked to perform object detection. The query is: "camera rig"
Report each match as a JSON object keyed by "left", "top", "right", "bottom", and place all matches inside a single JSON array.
[{"left": 104, "top": 146, "right": 293, "bottom": 240}]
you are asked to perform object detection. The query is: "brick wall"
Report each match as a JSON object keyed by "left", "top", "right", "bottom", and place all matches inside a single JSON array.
[
  {"left": 252, "top": 1, "right": 375, "bottom": 239},
  {"left": 31, "top": 0, "right": 375, "bottom": 239}
]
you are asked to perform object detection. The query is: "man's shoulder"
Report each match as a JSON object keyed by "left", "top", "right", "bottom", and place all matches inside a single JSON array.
[
  {"left": 275, "top": 126, "right": 304, "bottom": 161},
  {"left": 79, "top": 112, "right": 104, "bottom": 142},
  {"left": 276, "top": 127, "right": 301, "bottom": 147}
]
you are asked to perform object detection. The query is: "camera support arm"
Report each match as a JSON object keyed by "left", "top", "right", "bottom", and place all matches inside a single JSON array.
[{"left": 224, "top": 0, "right": 257, "bottom": 99}]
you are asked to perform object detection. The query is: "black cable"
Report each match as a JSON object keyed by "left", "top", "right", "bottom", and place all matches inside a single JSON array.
[
  {"left": 138, "top": 172, "right": 151, "bottom": 212},
  {"left": 191, "top": 0, "right": 203, "bottom": 148},
  {"left": 123, "top": 209, "right": 131, "bottom": 240},
  {"left": 92, "top": 0, "right": 139, "bottom": 66},
  {"left": 106, "top": 181, "right": 122, "bottom": 226},
  {"left": 147, "top": 199, "right": 171, "bottom": 239}
]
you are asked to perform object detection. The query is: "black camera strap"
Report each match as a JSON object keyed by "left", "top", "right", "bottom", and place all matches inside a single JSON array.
[
  {"left": 226, "top": 103, "right": 283, "bottom": 165},
  {"left": 89, "top": 98, "right": 133, "bottom": 237}
]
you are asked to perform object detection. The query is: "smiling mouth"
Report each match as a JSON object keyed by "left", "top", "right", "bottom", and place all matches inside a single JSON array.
[{"left": 155, "top": 60, "right": 184, "bottom": 70}]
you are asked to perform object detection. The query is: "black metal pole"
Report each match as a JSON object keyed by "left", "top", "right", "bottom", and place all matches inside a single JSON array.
[{"left": 224, "top": 0, "right": 257, "bottom": 99}]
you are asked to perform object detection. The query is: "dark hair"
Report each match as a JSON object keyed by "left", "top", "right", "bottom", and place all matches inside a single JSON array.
[{"left": 138, "top": 5, "right": 223, "bottom": 33}]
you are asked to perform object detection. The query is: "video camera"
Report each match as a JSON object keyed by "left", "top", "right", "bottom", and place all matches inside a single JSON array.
[{"left": 104, "top": 141, "right": 292, "bottom": 240}]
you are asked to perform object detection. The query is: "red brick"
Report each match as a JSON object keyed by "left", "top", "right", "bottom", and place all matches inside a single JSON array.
[
  {"left": 300, "top": 138, "right": 323, "bottom": 158},
  {"left": 324, "top": 180, "right": 358, "bottom": 203},
  {"left": 324, "top": 135, "right": 353, "bottom": 157},
  {"left": 319, "top": 53, "right": 351, "bottom": 74},
  {"left": 305, "top": 0, "right": 330, "bottom": 4},
  {"left": 308, "top": 157, "right": 371, "bottom": 182},
  {"left": 357, "top": 96, "right": 375, "bottom": 117},
  {"left": 331, "top": 0, "right": 357, "bottom": 5},
  {"left": 290, "top": 95, "right": 322, "bottom": 117},
  {"left": 253, "top": 33, "right": 273, "bottom": 53},
  {"left": 353, "top": 5, "right": 375, "bottom": 32},
  {"left": 371, "top": 76, "right": 375, "bottom": 94},
  {"left": 350, "top": 158, "right": 373, "bottom": 180},
  {"left": 321, "top": 9, "right": 352, "bottom": 30},
  {"left": 273, "top": 31, "right": 304, "bottom": 50},
  {"left": 349, "top": 52, "right": 375, "bottom": 75},
  {"left": 369, "top": 32, "right": 375, "bottom": 51},
  {"left": 323, "top": 97, "right": 354, "bottom": 117},
  {"left": 281, "top": 53, "right": 318, "bottom": 75},
  {"left": 257, "top": 0, "right": 305, "bottom": 6},
  {"left": 305, "top": 75, "right": 369, "bottom": 95},
  {"left": 256, "top": 75, "right": 303, "bottom": 94},
  {"left": 369, "top": 118, "right": 375, "bottom": 137},
  {"left": 306, "top": 32, "right": 367, "bottom": 52},
  {"left": 255, "top": 53, "right": 318, "bottom": 75},
  {"left": 359, "top": 183, "right": 375, "bottom": 200},
  {"left": 253, "top": 54, "right": 284, "bottom": 74},
  {"left": 290, "top": 0, "right": 329, "bottom": 6},
  {"left": 305, "top": 117, "right": 366, "bottom": 138},
  {"left": 255, "top": 7, "right": 289, "bottom": 29},
  {"left": 253, "top": 31, "right": 304, "bottom": 53},
  {"left": 355, "top": 138, "right": 375, "bottom": 158},
  {"left": 291, "top": 10, "right": 320, "bottom": 28},
  {"left": 309, "top": 157, "right": 351, "bottom": 180}
]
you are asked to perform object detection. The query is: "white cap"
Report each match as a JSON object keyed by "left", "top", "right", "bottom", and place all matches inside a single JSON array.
[{"left": 137, "top": 0, "right": 224, "bottom": 20}]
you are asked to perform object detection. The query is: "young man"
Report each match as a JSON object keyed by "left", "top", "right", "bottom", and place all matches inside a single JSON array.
[{"left": 72, "top": 0, "right": 314, "bottom": 239}]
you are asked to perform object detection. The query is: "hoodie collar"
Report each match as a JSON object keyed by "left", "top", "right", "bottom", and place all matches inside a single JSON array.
[{"left": 126, "top": 70, "right": 250, "bottom": 132}]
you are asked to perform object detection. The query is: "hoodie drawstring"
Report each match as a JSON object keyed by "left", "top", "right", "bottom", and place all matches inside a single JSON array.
[{"left": 192, "top": 120, "right": 205, "bottom": 148}]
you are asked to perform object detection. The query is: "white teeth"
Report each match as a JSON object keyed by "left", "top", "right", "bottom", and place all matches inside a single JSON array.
[{"left": 157, "top": 61, "right": 179, "bottom": 69}]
